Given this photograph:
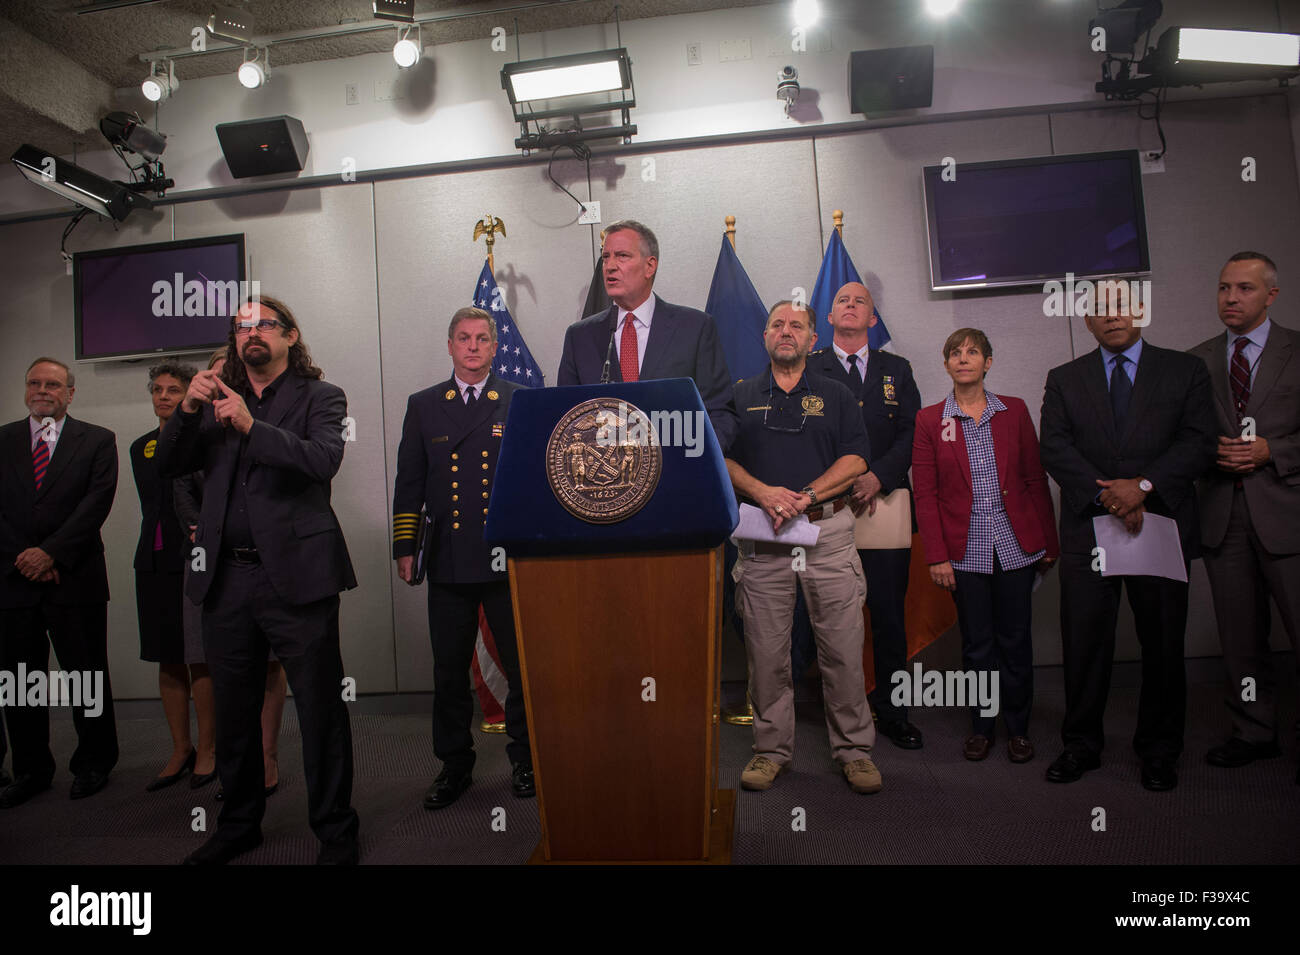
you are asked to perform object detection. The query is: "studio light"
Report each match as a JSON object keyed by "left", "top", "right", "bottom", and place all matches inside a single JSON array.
[
  {"left": 238, "top": 48, "right": 269, "bottom": 89},
  {"left": 503, "top": 49, "right": 630, "bottom": 103},
  {"left": 11, "top": 144, "right": 154, "bottom": 222},
  {"left": 924, "top": 0, "right": 961, "bottom": 17},
  {"left": 1160, "top": 27, "right": 1299, "bottom": 68},
  {"left": 792, "top": 0, "right": 820, "bottom": 28},
  {"left": 141, "top": 60, "right": 177, "bottom": 102},
  {"left": 207, "top": 6, "right": 255, "bottom": 44},
  {"left": 393, "top": 24, "right": 421, "bottom": 68},
  {"left": 100, "top": 111, "right": 167, "bottom": 161},
  {"left": 373, "top": 0, "right": 415, "bottom": 23}
]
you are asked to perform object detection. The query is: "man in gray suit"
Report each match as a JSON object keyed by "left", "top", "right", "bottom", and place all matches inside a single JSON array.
[
  {"left": 1190, "top": 251, "right": 1300, "bottom": 778},
  {"left": 557, "top": 220, "right": 738, "bottom": 451}
]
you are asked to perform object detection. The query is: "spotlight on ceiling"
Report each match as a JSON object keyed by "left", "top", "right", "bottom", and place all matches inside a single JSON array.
[
  {"left": 924, "top": 0, "right": 962, "bottom": 16},
  {"left": 1143, "top": 26, "right": 1300, "bottom": 78},
  {"left": 793, "top": 0, "right": 820, "bottom": 28},
  {"left": 393, "top": 24, "right": 421, "bottom": 68},
  {"left": 373, "top": 0, "right": 415, "bottom": 23},
  {"left": 207, "top": 6, "right": 255, "bottom": 44},
  {"left": 11, "top": 144, "right": 154, "bottom": 222},
  {"left": 501, "top": 48, "right": 637, "bottom": 154},
  {"left": 141, "top": 60, "right": 177, "bottom": 102},
  {"left": 238, "top": 48, "right": 269, "bottom": 89}
]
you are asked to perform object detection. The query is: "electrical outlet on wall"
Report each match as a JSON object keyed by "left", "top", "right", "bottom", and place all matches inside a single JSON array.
[
  {"left": 345, "top": 83, "right": 360, "bottom": 105},
  {"left": 1140, "top": 151, "right": 1165, "bottom": 174},
  {"left": 578, "top": 201, "right": 601, "bottom": 225},
  {"left": 686, "top": 42, "right": 703, "bottom": 66}
]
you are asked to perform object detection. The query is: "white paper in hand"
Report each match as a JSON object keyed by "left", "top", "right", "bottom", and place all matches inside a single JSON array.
[
  {"left": 1092, "top": 512, "right": 1187, "bottom": 582},
  {"left": 733, "top": 502, "right": 821, "bottom": 546}
]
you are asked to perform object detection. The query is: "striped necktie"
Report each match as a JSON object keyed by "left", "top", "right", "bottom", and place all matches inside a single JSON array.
[
  {"left": 32, "top": 429, "right": 51, "bottom": 490},
  {"left": 1230, "top": 336, "right": 1252, "bottom": 419}
]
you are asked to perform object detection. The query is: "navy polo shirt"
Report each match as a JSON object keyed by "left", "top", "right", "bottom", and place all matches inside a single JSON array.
[{"left": 728, "top": 367, "right": 870, "bottom": 496}]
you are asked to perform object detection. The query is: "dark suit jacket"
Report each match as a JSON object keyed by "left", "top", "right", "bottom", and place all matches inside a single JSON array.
[
  {"left": 0, "top": 416, "right": 118, "bottom": 608},
  {"left": 1189, "top": 323, "right": 1300, "bottom": 554},
  {"left": 1040, "top": 342, "right": 1216, "bottom": 557},
  {"left": 912, "top": 395, "right": 1059, "bottom": 566},
  {"left": 392, "top": 374, "right": 520, "bottom": 585},
  {"left": 156, "top": 374, "right": 356, "bottom": 606},
  {"left": 130, "top": 428, "right": 187, "bottom": 574},
  {"left": 805, "top": 345, "right": 921, "bottom": 495},
  {"left": 557, "top": 294, "right": 739, "bottom": 452}
]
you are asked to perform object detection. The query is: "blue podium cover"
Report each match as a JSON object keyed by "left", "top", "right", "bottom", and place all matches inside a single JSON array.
[{"left": 486, "top": 379, "right": 739, "bottom": 556}]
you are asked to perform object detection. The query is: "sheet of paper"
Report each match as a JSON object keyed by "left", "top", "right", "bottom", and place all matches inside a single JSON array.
[
  {"left": 1092, "top": 512, "right": 1188, "bottom": 582},
  {"left": 733, "top": 502, "right": 821, "bottom": 545}
]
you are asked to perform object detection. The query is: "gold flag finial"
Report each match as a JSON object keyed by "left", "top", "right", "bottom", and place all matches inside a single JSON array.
[
  {"left": 472, "top": 214, "right": 507, "bottom": 273},
  {"left": 725, "top": 215, "right": 736, "bottom": 249},
  {"left": 832, "top": 209, "right": 844, "bottom": 237}
]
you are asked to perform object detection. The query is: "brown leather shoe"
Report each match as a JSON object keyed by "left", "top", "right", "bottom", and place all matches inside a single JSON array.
[
  {"left": 963, "top": 734, "right": 991, "bottom": 761},
  {"left": 1007, "top": 736, "right": 1034, "bottom": 763}
]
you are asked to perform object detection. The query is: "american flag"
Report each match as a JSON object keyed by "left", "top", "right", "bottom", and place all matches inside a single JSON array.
[{"left": 473, "top": 259, "right": 545, "bottom": 387}]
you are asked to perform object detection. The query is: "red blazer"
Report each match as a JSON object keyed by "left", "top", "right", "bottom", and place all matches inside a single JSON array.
[{"left": 911, "top": 394, "right": 1059, "bottom": 567}]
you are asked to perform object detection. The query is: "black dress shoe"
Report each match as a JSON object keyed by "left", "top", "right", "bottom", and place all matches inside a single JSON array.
[
  {"left": 182, "top": 831, "right": 263, "bottom": 866},
  {"left": 146, "top": 749, "right": 196, "bottom": 792},
  {"left": 511, "top": 763, "right": 536, "bottom": 798},
  {"left": 316, "top": 839, "right": 359, "bottom": 865},
  {"left": 877, "top": 719, "right": 924, "bottom": 750},
  {"left": 1141, "top": 757, "right": 1178, "bottom": 791},
  {"left": 1206, "top": 737, "right": 1280, "bottom": 768},
  {"left": 1045, "top": 749, "right": 1100, "bottom": 783},
  {"left": 70, "top": 770, "right": 110, "bottom": 800},
  {"left": 189, "top": 768, "right": 218, "bottom": 790},
  {"left": 0, "top": 774, "right": 53, "bottom": 809},
  {"left": 423, "top": 768, "right": 472, "bottom": 810}
]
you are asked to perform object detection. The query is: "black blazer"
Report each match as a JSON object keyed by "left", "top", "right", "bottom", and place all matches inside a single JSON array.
[
  {"left": 0, "top": 416, "right": 118, "bottom": 608},
  {"left": 130, "top": 428, "right": 187, "bottom": 574},
  {"left": 556, "top": 295, "right": 739, "bottom": 452},
  {"left": 805, "top": 345, "right": 921, "bottom": 495},
  {"left": 392, "top": 374, "right": 520, "bottom": 585},
  {"left": 1039, "top": 342, "right": 1216, "bottom": 557},
  {"left": 156, "top": 374, "right": 357, "bottom": 606}
]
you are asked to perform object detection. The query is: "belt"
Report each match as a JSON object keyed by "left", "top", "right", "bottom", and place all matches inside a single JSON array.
[
  {"left": 804, "top": 495, "right": 851, "bottom": 522},
  {"left": 222, "top": 546, "right": 260, "bottom": 564}
]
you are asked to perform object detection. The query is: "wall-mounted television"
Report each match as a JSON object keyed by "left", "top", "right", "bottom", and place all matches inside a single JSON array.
[
  {"left": 74, "top": 233, "right": 247, "bottom": 362},
  {"left": 922, "top": 150, "right": 1150, "bottom": 291}
]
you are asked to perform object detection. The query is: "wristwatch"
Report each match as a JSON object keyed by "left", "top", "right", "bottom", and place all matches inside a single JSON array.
[
  {"left": 803, "top": 486, "right": 818, "bottom": 505},
  {"left": 1138, "top": 477, "right": 1153, "bottom": 494}
]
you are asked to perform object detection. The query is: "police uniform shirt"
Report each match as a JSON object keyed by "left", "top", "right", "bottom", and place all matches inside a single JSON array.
[{"left": 729, "top": 368, "right": 870, "bottom": 498}]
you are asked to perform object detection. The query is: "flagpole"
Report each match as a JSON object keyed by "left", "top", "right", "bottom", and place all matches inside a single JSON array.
[
  {"left": 725, "top": 215, "right": 736, "bottom": 250},
  {"left": 833, "top": 208, "right": 844, "bottom": 238},
  {"left": 472, "top": 214, "right": 507, "bottom": 275}
]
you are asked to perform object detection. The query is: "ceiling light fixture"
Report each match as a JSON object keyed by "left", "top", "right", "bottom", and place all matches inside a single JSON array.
[
  {"left": 792, "top": 0, "right": 820, "bottom": 28},
  {"left": 502, "top": 47, "right": 637, "bottom": 154},
  {"left": 924, "top": 0, "right": 962, "bottom": 17},
  {"left": 207, "top": 6, "right": 255, "bottom": 44},
  {"left": 11, "top": 144, "right": 155, "bottom": 222},
  {"left": 238, "top": 47, "right": 269, "bottom": 89},
  {"left": 393, "top": 24, "right": 421, "bottom": 68},
  {"left": 373, "top": 0, "right": 415, "bottom": 24},
  {"left": 141, "top": 60, "right": 177, "bottom": 101}
]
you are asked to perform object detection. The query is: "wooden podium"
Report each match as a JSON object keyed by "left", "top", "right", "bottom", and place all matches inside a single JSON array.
[{"left": 486, "top": 380, "right": 738, "bottom": 864}]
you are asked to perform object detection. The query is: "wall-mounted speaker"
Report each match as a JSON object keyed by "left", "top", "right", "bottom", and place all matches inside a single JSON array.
[
  {"left": 849, "top": 45, "right": 934, "bottom": 115},
  {"left": 215, "top": 115, "right": 310, "bottom": 179}
]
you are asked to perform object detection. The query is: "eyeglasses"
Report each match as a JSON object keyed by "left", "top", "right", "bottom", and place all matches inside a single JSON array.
[
  {"left": 234, "top": 318, "right": 284, "bottom": 335},
  {"left": 763, "top": 374, "right": 809, "bottom": 434}
]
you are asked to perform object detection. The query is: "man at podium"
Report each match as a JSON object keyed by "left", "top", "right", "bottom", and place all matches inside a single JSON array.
[
  {"left": 724, "top": 301, "right": 881, "bottom": 795},
  {"left": 556, "top": 219, "right": 738, "bottom": 451}
]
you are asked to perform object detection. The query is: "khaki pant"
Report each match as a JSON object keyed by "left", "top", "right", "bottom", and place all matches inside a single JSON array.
[{"left": 735, "top": 507, "right": 874, "bottom": 765}]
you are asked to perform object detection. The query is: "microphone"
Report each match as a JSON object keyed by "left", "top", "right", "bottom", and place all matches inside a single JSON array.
[{"left": 600, "top": 318, "right": 617, "bottom": 385}]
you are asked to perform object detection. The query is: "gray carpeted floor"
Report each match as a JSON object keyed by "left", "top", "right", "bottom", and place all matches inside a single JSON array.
[{"left": 2, "top": 658, "right": 1295, "bottom": 865}]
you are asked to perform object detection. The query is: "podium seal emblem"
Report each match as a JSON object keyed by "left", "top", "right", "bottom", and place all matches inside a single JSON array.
[{"left": 546, "top": 398, "right": 662, "bottom": 524}]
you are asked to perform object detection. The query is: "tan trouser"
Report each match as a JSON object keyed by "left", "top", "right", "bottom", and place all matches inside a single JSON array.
[{"left": 735, "top": 507, "right": 874, "bottom": 766}]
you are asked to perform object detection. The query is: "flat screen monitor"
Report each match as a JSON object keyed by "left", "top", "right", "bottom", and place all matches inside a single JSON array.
[
  {"left": 74, "top": 233, "right": 247, "bottom": 361},
  {"left": 922, "top": 150, "right": 1150, "bottom": 291}
]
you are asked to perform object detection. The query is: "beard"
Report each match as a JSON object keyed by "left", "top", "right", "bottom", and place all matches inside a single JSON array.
[{"left": 242, "top": 343, "right": 271, "bottom": 367}]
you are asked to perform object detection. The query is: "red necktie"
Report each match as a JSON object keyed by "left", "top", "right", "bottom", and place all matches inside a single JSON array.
[
  {"left": 1230, "top": 336, "right": 1252, "bottom": 419},
  {"left": 619, "top": 315, "right": 639, "bottom": 383},
  {"left": 32, "top": 432, "right": 50, "bottom": 490}
]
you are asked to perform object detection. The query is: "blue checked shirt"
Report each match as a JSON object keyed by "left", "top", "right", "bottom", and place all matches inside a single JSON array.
[{"left": 943, "top": 392, "right": 1044, "bottom": 574}]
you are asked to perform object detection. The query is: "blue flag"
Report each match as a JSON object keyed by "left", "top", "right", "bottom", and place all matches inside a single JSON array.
[
  {"left": 705, "top": 235, "right": 769, "bottom": 381},
  {"left": 473, "top": 259, "right": 545, "bottom": 387},
  {"left": 809, "top": 228, "right": 891, "bottom": 350}
]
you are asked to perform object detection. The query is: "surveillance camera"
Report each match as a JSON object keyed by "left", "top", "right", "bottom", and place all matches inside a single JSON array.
[{"left": 777, "top": 65, "right": 800, "bottom": 113}]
